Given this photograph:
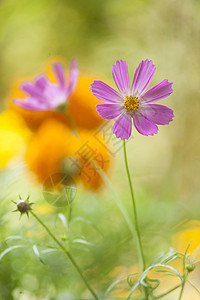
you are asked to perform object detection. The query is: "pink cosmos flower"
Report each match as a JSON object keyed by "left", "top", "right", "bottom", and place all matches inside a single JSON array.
[
  {"left": 14, "top": 59, "right": 79, "bottom": 111},
  {"left": 90, "top": 59, "right": 174, "bottom": 139}
]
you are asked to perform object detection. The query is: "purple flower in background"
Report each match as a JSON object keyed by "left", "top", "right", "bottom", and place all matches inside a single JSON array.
[
  {"left": 90, "top": 59, "right": 174, "bottom": 139},
  {"left": 14, "top": 59, "right": 79, "bottom": 111}
]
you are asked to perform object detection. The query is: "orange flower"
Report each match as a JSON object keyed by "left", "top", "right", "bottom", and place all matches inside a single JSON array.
[
  {"left": 68, "top": 75, "right": 105, "bottom": 130},
  {"left": 69, "top": 131, "right": 112, "bottom": 190},
  {"left": 25, "top": 118, "right": 76, "bottom": 184},
  {"left": 25, "top": 119, "right": 112, "bottom": 190}
]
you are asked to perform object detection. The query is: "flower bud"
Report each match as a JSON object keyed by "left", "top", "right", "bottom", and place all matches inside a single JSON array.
[
  {"left": 186, "top": 263, "right": 195, "bottom": 272},
  {"left": 17, "top": 200, "right": 30, "bottom": 214},
  {"left": 12, "top": 195, "right": 33, "bottom": 218}
]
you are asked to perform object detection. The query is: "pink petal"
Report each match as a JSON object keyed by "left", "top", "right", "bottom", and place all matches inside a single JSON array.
[
  {"left": 112, "top": 60, "right": 130, "bottom": 96},
  {"left": 35, "top": 76, "right": 48, "bottom": 91},
  {"left": 133, "top": 110, "right": 158, "bottom": 136},
  {"left": 139, "top": 104, "right": 174, "bottom": 125},
  {"left": 14, "top": 60, "right": 75, "bottom": 112},
  {"left": 53, "top": 63, "right": 65, "bottom": 88},
  {"left": 131, "top": 59, "right": 156, "bottom": 96},
  {"left": 67, "top": 59, "right": 79, "bottom": 95},
  {"left": 96, "top": 103, "right": 123, "bottom": 120},
  {"left": 13, "top": 98, "right": 49, "bottom": 111},
  {"left": 21, "top": 83, "right": 45, "bottom": 100},
  {"left": 113, "top": 112, "right": 132, "bottom": 140},
  {"left": 141, "top": 79, "right": 173, "bottom": 103},
  {"left": 43, "top": 85, "right": 67, "bottom": 108},
  {"left": 90, "top": 80, "right": 123, "bottom": 104}
]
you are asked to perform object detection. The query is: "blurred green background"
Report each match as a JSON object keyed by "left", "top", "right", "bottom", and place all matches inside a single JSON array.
[{"left": 0, "top": 0, "right": 200, "bottom": 299}]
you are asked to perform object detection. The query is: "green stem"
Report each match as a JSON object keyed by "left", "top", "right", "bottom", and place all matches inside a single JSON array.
[
  {"left": 65, "top": 112, "right": 79, "bottom": 138},
  {"left": 178, "top": 242, "right": 191, "bottom": 300},
  {"left": 154, "top": 284, "right": 181, "bottom": 299},
  {"left": 123, "top": 140, "right": 146, "bottom": 270},
  {"left": 178, "top": 271, "right": 188, "bottom": 300},
  {"left": 123, "top": 140, "right": 148, "bottom": 299},
  {"left": 178, "top": 268, "right": 187, "bottom": 300},
  {"left": 30, "top": 210, "right": 99, "bottom": 300},
  {"left": 178, "top": 281, "right": 186, "bottom": 300}
]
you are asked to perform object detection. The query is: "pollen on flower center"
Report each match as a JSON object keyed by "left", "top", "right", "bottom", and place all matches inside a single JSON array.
[{"left": 124, "top": 95, "right": 140, "bottom": 112}]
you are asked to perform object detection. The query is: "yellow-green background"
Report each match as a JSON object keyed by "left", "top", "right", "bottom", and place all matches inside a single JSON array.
[{"left": 0, "top": 0, "right": 200, "bottom": 299}]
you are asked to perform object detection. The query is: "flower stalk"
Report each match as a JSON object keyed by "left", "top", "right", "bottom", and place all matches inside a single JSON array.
[
  {"left": 123, "top": 140, "right": 148, "bottom": 299},
  {"left": 178, "top": 277, "right": 187, "bottom": 300},
  {"left": 178, "top": 242, "right": 191, "bottom": 300},
  {"left": 123, "top": 140, "right": 146, "bottom": 270},
  {"left": 30, "top": 210, "right": 99, "bottom": 300}
]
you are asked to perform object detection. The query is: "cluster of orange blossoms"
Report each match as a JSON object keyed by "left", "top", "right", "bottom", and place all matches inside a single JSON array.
[{"left": 0, "top": 60, "right": 112, "bottom": 191}]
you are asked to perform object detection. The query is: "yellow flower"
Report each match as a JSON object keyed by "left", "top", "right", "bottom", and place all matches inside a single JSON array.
[
  {"left": 0, "top": 110, "right": 31, "bottom": 168},
  {"left": 172, "top": 220, "right": 200, "bottom": 258},
  {"left": 108, "top": 265, "right": 141, "bottom": 298}
]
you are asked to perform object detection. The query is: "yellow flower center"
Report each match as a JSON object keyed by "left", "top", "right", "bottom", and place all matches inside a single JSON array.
[{"left": 124, "top": 95, "right": 140, "bottom": 112}]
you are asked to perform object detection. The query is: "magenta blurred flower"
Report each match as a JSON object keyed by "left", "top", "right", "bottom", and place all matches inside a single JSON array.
[
  {"left": 14, "top": 60, "right": 79, "bottom": 111},
  {"left": 90, "top": 59, "right": 174, "bottom": 139}
]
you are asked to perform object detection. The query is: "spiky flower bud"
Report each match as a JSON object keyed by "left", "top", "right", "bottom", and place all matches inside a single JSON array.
[
  {"left": 17, "top": 200, "right": 30, "bottom": 213},
  {"left": 12, "top": 195, "right": 34, "bottom": 219}
]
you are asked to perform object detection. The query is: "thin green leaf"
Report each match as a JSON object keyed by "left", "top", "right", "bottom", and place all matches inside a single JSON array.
[
  {"left": 147, "top": 278, "right": 160, "bottom": 290},
  {"left": 0, "top": 245, "right": 27, "bottom": 260},
  {"left": 72, "top": 234, "right": 87, "bottom": 240},
  {"left": 160, "top": 250, "right": 177, "bottom": 263},
  {"left": 41, "top": 248, "right": 59, "bottom": 254},
  {"left": 140, "top": 277, "right": 160, "bottom": 290},
  {"left": 155, "top": 264, "right": 183, "bottom": 286},
  {"left": 191, "top": 245, "right": 200, "bottom": 262},
  {"left": 6, "top": 235, "right": 35, "bottom": 244},
  {"left": 58, "top": 213, "right": 68, "bottom": 231},
  {"left": 127, "top": 276, "right": 133, "bottom": 287},
  {"left": 127, "top": 274, "right": 138, "bottom": 287},
  {"left": 127, "top": 280, "right": 140, "bottom": 299},
  {"left": 150, "top": 249, "right": 178, "bottom": 266},
  {"left": 164, "top": 255, "right": 179, "bottom": 264},
  {"left": 140, "top": 278, "right": 150, "bottom": 288},
  {"left": 185, "top": 241, "right": 193, "bottom": 255},
  {"left": 183, "top": 241, "right": 193, "bottom": 273},
  {"left": 128, "top": 263, "right": 183, "bottom": 300},
  {"left": 71, "top": 239, "right": 93, "bottom": 246},
  {"left": 105, "top": 273, "right": 140, "bottom": 295},
  {"left": 154, "top": 284, "right": 181, "bottom": 299},
  {"left": 155, "top": 269, "right": 177, "bottom": 277},
  {"left": 32, "top": 245, "right": 44, "bottom": 264},
  {"left": 150, "top": 253, "right": 164, "bottom": 266},
  {"left": 187, "top": 280, "right": 200, "bottom": 295}
]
